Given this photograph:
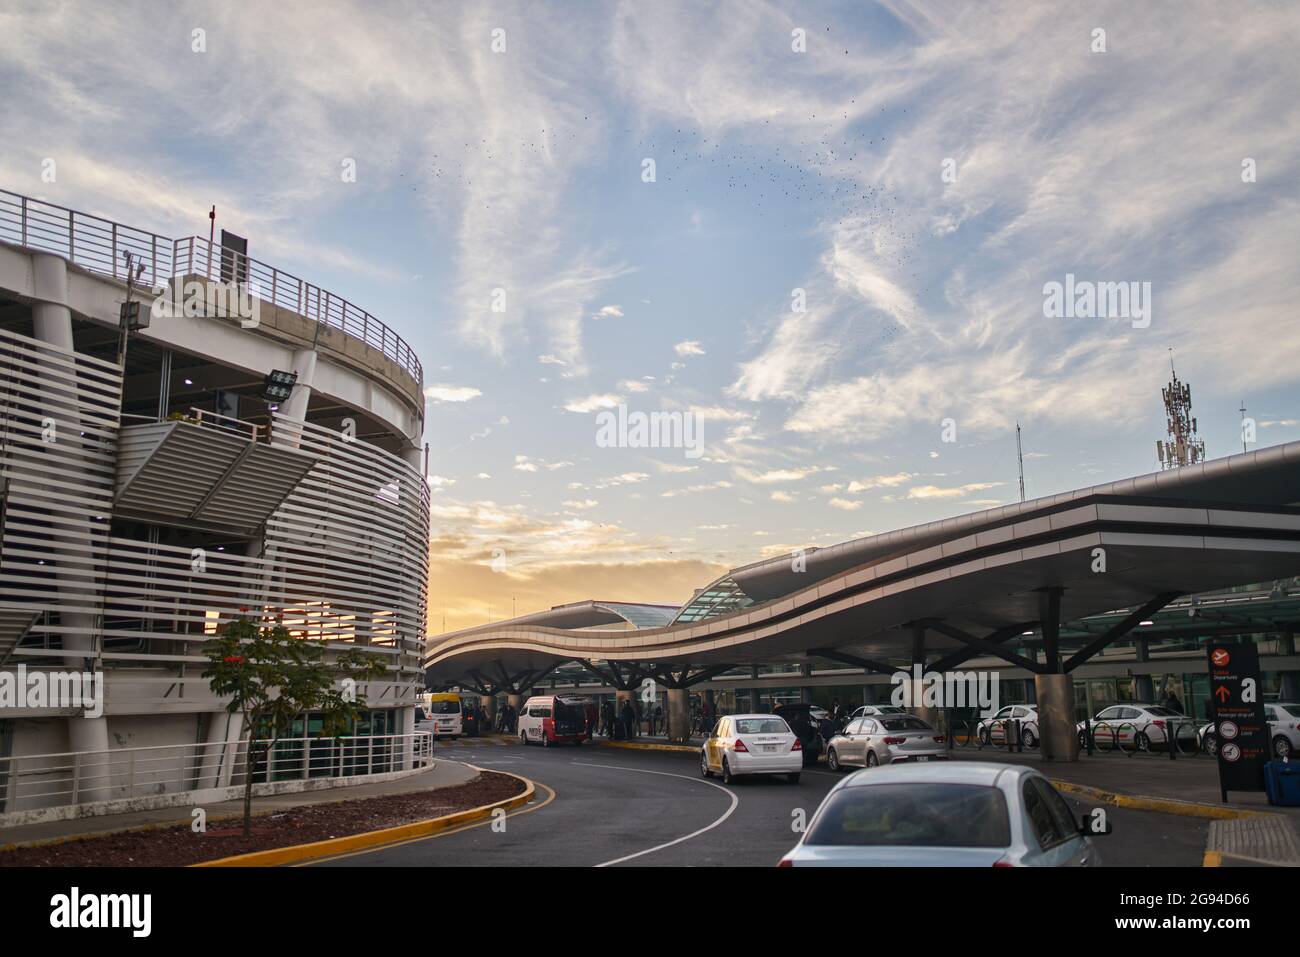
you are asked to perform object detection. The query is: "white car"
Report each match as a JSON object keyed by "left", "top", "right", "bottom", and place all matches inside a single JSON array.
[
  {"left": 975, "top": 705, "right": 1040, "bottom": 748},
  {"left": 1077, "top": 704, "right": 1192, "bottom": 750},
  {"left": 1200, "top": 702, "right": 1300, "bottom": 759},
  {"left": 700, "top": 713, "right": 803, "bottom": 784},
  {"left": 779, "top": 762, "right": 1107, "bottom": 867},
  {"left": 848, "top": 704, "right": 908, "bottom": 719}
]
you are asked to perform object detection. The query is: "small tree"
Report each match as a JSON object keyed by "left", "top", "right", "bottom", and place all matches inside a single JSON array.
[{"left": 202, "top": 618, "right": 387, "bottom": 835}]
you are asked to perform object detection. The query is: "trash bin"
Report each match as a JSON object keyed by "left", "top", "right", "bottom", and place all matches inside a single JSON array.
[{"left": 1264, "top": 760, "right": 1300, "bottom": 807}]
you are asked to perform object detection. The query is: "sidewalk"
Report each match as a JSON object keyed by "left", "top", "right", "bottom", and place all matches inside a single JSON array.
[{"left": 1, "top": 759, "right": 480, "bottom": 849}]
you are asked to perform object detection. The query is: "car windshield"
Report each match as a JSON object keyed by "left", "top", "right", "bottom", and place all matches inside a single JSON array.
[
  {"left": 805, "top": 783, "right": 1010, "bottom": 848},
  {"left": 878, "top": 717, "right": 932, "bottom": 732},
  {"left": 735, "top": 718, "right": 789, "bottom": 734},
  {"left": 1281, "top": 705, "right": 1300, "bottom": 718},
  {"left": 429, "top": 700, "right": 460, "bottom": 715}
]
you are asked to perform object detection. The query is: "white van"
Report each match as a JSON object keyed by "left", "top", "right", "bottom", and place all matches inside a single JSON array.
[{"left": 517, "top": 694, "right": 594, "bottom": 747}]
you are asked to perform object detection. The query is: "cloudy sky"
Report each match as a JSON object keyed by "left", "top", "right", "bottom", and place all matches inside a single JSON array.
[{"left": 3, "top": 1, "right": 1298, "bottom": 631}]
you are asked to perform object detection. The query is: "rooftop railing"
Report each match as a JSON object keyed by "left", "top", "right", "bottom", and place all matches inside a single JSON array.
[{"left": 0, "top": 189, "right": 423, "bottom": 386}]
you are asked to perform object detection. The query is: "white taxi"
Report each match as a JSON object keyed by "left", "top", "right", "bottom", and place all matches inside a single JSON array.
[{"left": 700, "top": 713, "right": 803, "bottom": 785}]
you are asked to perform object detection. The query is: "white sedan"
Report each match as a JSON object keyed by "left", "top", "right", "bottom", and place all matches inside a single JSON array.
[
  {"left": 1076, "top": 704, "right": 1192, "bottom": 750},
  {"left": 779, "top": 762, "right": 1107, "bottom": 867},
  {"left": 1200, "top": 702, "right": 1300, "bottom": 759},
  {"left": 700, "top": 713, "right": 803, "bottom": 784}
]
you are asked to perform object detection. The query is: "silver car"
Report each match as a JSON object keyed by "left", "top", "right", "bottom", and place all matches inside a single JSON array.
[
  {"left": 826, "top": 714, "right": 948, "bottom": 770},
  {"left": 779, "top": 762, "right": 1108, "bottom": 867}
]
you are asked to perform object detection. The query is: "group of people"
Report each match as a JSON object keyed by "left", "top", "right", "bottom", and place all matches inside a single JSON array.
[
  {"left": 593, "top": 698, "right": 666, "bottom": 739},
  {"left": 493, "top": 702, "right": 519, "bottom": 734}
]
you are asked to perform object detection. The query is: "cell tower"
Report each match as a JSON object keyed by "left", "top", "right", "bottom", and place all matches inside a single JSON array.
[{"left": 1156, "top": 353, "right": 1206, "bottom": 469}]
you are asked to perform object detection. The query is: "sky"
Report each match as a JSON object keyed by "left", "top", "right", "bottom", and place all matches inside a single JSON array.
[{"left": 2, "top": 1, "right": 1298, "bottom": 633}]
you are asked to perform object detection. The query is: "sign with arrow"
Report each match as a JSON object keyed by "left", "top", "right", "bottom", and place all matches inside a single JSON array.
[{"left": 1206, "top": 641, "right": 1269, "bottom": 802}]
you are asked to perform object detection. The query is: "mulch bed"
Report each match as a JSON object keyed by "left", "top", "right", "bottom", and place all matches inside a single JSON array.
[{"left": 0, "top": 770, "right": 525, "bottom": 867}]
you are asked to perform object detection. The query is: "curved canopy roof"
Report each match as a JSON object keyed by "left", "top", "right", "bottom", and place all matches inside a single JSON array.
[{"left": 426, "top": 442, "right": 1300, "bottom": 685}]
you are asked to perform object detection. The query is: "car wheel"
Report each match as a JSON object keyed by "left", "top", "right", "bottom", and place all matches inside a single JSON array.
[
  {"left": 787, "top": 773, "right": 801, "bottom": 784},
  {"left": 866, "top": 750, "right": 879, "bottom": 768},
  {"left": 1135, "top": 731, "right": 1150, "bottom": 751},
  {"left": 827, "top": 747, "right": 841, "bottom": 771},
  {"left": 1021, "top": 727, "right": 1037, "bottom": 748},
  {"left": 1274, "top": 735, "right": 1294, "bottom": 759},
  {"left": 1203, "top": 733, "right": 1218, "bottom": 756},
  {"left": 700, "top": 750, "right": 713, "bottom": 778},
  {"left": 722, "top": 758, "right": 736, "bottom": 785}
]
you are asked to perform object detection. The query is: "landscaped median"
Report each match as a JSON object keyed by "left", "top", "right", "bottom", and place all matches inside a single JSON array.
[{"left": 0, "top": 768, "right": 532, "bottom": 868}]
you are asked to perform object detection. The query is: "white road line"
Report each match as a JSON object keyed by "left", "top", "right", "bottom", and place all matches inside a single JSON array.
[{"left": 571, "top": 760, "right": 740, "bottom": 867}]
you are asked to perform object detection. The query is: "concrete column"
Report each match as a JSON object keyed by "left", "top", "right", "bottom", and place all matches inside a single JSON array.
[
  {"left": 198, "top": 711, "right": 233, "bottom": 789},
  {"left": 479, "top": 694, "right": 497, "bottom": 731},
  {"left": 506, "top": 693, "right": 524, "bottom": 713},
  {"left": 666, "top": 687, "right": 690, "bottom": 743},
  {"left": 906, "top": 678, "right": 940, "bottom": 728},
  {"left": 1279, "top": 633, "right": 1300, "bottom": 703},
  {"left": 1035, "top": 673, "right": 1079, "bottom": 762},
  {"left": 67, "top": 715, "right": 111, "bottom": 802},
  {"left": 281, "top": 347, "right": 318, "bottom": 423}
]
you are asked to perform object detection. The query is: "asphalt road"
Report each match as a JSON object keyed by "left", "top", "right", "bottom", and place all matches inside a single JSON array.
[{"left": 307, "top": 740, "right": 1210, "bottom": 867}]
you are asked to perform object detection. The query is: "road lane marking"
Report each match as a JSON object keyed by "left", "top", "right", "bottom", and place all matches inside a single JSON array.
[{"left": 571, "top": 760, "right": 739, "bottom": 867}]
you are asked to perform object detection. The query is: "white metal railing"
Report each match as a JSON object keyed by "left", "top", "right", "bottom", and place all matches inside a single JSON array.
[
  {"left": 0, "top": 731, "right": 433, "bottom": 813},
  {"left": 0, "top": 189, "right": 423, "bottom": 385}
]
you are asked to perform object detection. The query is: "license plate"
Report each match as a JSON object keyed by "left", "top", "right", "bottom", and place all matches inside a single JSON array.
[
  {"left": 762, "top": 745, "right": 778, "bottom": 753},
  {"left": 916, "top": 756, "right": 929, "bottom": 762}
]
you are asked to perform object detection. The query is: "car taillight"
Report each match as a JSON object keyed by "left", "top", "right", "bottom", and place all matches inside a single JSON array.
[
  {"left": 933, "top": 735, "right": 946, "bottom": 743},
  {"left": 883, "top": 736, "right": 905, "bottom": 745},
  {"left": 777, "top": 858, "right": 793, "bottom": 868},
  {"left": 1153, "top": 720, "right": 1165, "bottom": 730},
  {"left": 733, "top": 739, "right": 749, "bottom": 752},
  {"left": 791, "top": 739, "right": 803, "bottom": 751},
  {"left": 992, "top": 858, "right": 1015, "bottom": 867}
]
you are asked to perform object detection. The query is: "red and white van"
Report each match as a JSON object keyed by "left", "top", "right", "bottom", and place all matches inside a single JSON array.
[{"left": 517, "top": 694, "right": 595, "bottom": 747}]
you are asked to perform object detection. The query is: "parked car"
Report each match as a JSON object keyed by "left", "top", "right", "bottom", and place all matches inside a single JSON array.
[
  {"left": 975, "top": 705, "right": 1040, "bottom": 748},
  {"left": 700, "top": 713, "right": 803, "bottom": 784},
  {"left": 1076, "top": 704, "right": 1190, "bottom": 750},
  {"left": 772, "top": 703, "right": 825, "bottom": 767},
  {"left": 848, "top": 704, "right": 908, "bottom": 718},
  {"left": 826, "top": 714, "right": 948, "bottom": 770},
  {"left": 778, "top": 761, "right": 1108, "bottom": 867},
  {"left": 1200, "top": 702, "right": 1300, "bottom": 759}
]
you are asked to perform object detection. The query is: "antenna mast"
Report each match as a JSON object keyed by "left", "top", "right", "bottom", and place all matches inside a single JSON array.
[
  {"left": 1015, "top": 422, "right": 1026, "bottom": 502},
  {"left": 1156, "top": 352, "right": 1206, "bottom": 469}
]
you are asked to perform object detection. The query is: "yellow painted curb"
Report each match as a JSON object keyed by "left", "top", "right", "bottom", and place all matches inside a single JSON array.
[
  {"left": 192, "top": 770, "right": 535, "bottom": 867},
  {"left": 596, "top": 739, "right": 698, "bottom": 754},
  {"left": 1050, "top": 779, "right": 1276, "bottom": 821}
]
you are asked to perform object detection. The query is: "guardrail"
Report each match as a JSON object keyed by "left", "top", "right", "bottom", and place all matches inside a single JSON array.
[
  {"left": 0, "top": 189, "right": 423, "bottom": 386},
  {"left": 0, "top": 730, "right": 433, "bottom": 813}
]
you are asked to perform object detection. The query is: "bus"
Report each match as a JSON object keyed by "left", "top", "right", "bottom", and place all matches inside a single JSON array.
[{"left": 427, "top": 692, "right": 463, "bottom": 739}]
